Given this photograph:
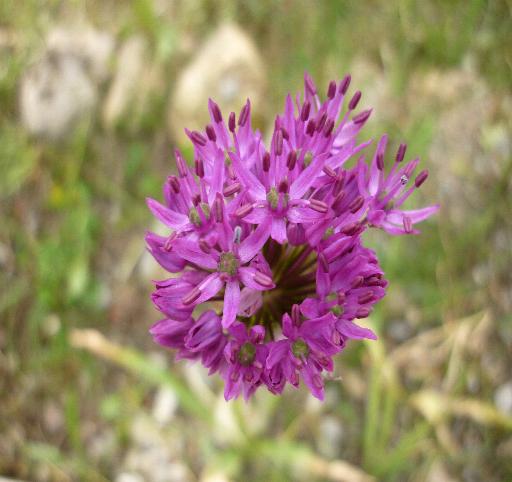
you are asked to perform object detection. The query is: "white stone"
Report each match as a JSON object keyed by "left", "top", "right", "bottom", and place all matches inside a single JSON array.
[
  {"left": 168, "top": 23, "right": 265, "bottom": 144},
  {"left": 20, "top": 51, "right": 96, "bottom": 139}
]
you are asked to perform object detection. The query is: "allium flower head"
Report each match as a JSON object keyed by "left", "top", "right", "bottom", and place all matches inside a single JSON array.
[{"left": 146, "top": 73, "right": 439, "bottom": 400}]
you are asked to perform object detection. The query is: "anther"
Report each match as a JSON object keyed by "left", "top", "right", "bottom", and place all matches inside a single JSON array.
[
  {"left": 238, "top": 103, "right": 249, "bottom": 127},
  {"left": 275, "top": 130, "right": 283, "bottom": 156},
  {"left": 349, "top": 196, "right": 364, "bottom": 213},
  {"left": 281, "top": 127, "right": 289, "bottom": 141},
  {"left": 414, "top": 169, "right": 429, "bottom": 188},
  {"left": 168, "top": 176, "right": 180, "bottom": 194},
  {"left": 327, "top": 80, "right": 336, "bottom": 99},
  {"left": 348, "top": 90, "right": 361, "bottom": 110},
  {"left": 190, "top": 131, "right": 207, "bottom": 146},
  {"left": 339, "top": 74, "right": 351, "bottom": 95},
  {"left": 292, "top": 304, "right": 301, "bottom": 324},
  {"left": 228, "top": 112, "right": 236, "bottom": 132},
  {"left": 175, "top": 149, "right": 188, "bottom": 177},
  {"left": 234, "top": 204, "right": 253, "bottom": 219},
  {"left": 355, "top": 307, "right": 370, "bottom": 319},
  {"left": 358, "top": 291, "right": 374, "bottom": 304},
  {"left": 182, "top": 287, "right": 201, "bottom": 305},
  {"left": 323, "top": 118, "right": 335, "bottom": 137},
  {"left": 223, "top": 181, "right": 241, "bottom": 197},
  {"left": 376, "top": 153, "right": 384, "bottom": 171},
  {"left": 300, "top": 101, "right": 311, "bottom": 121},
  {"left": 211, "top": 101, "right": 222, "bottom": 123},
  {"left": 306, "top": 119, "right": 316, "bottom": 136},
  {"left": 350, "top": 276, "right": 364, "bottom": 289},
  {"left": 278, "top": 178, "right": 289, "bottom": 193},
  {"left": 323, "top": 166, "right": 336, "bottom": 178},
  {"left": 316, "top": 112, "right": 327, "bottom": 132},
  {"left": 199, "top": 239, "right": 211, "bottom": 253},
  {"left": 254, "top": 271, "right": 273, "bottom": 288},
  {"left": 287, "top": 151, "right": 297, "bottom": 170},
  {"left": 353, "top": 109, "right": 372, "bottom": 124},
  {"left": 163, "top": 232, "right": 176, "bottom": 251},
  {"left": 194, "top": 159, "right": 204, "bottom": 178},
  {"left": 213, "top": 193, "right": 224, "bottom": 222},
  {"left": 396, "top": 143, "right": 407, "bottom": 163},
  {"left": 205, "top": 124, "right": 216, "bottom": 142},
  {"left": 305, "top": 74, "right": 316, "bottom": 95},
  {"left": 333, "top": 179, "right": 345, "bottom": 198},
  {"left": 262, "top": 152, "right": 271, "bottom": 172},
  {"left": 310, "top": 198, "right": 328, "bottom": 213},
  {"left": 341, "top": 222, "right": 360, "bottom": 236}
]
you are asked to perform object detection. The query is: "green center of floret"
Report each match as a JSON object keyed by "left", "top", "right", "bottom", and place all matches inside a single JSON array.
[
  {"left": 189, "top": 207, "right": 201, "bottom": 226},
  {"left": 266, "top": 187, "right": 279, "bottom": 210},
  {"left": 330, "top": 304, "right": 344, "bottom": 316},
  {"left": 291, "top": 338, "right": 309, "bottom": 358},
  {"left": 238, "top": 342, "right": 256, "bottom": 366},
  {"left": 199, "top": 202, "right": 211, "bottom": 220},
  {"left": 303, "top": 150, "right": 313, "bottom": 167},
  {"left": 218, "top": 252, "right": 239, "bottom": 276}
]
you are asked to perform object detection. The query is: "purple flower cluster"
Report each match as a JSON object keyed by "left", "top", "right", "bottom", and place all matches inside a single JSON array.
[{"left": 146, "top": 73, "right": 438, "bottom": 400}]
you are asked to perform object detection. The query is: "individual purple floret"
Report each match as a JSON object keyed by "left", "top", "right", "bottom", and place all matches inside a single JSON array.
[{"left": 146, "top": 73, "right": 439, "bottom": 400}]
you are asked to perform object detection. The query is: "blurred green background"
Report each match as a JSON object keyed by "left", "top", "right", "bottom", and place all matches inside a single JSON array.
[{"left": 1, "top": 1, "right": 511, "bottom": 481}]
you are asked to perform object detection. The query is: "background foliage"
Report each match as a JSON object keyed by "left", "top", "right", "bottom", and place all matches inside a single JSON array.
[{"left": 1, "top": 1, "right": 511, "bottom": 481}]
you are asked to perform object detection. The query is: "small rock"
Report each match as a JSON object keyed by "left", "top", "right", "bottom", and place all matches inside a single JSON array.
[
  {"left": 46, "top": 25, "right": 115, "bottom": 83},
  {"left": 20, "top": 50, "right": 97, "bottom": 139},
  {"left": 19, "top": 24, "right": 114, "bottom": 140},
  {"left": 116, "top": 473, "right": 145, "bottom": 482},
  {"left": 152, "top": 387, "right": 178, "bottom": 425},
  {"left": 494, "top": 381, "right": 512, "bottom": 415},
  {"left": 425, "top": 460, "right": 457, "bottom": 482},
  {"left": 168, "top": 23, "right": 266, "bottom": 144},
  {"left": 317, "top": 415, "right": 344, "bottom": 458}
]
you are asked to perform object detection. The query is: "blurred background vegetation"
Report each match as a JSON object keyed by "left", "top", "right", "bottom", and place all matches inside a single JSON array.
[{"left": 1, "top": 1, "right": 511, "bottom": 481}]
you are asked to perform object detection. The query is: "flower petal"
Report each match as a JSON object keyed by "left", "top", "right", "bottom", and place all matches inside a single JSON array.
[
  {"left": 172, "top": 239, "right": 217, "bottom": 269},
  {"left": 290, "top": 152, "right": 329, "bottom": 198},
  {"left": 239, "top": 218, "right": 272, "bottom": 263},
  {"left": 336, "top": 318, "right": 377, "bottom": 340},
  {"left": 270, "top": 217, "right": 287, "bottom": 244},
  {"left": 222, "top": 280, "right": 240, "bottom": 328},
  {"left": 195, "top": 273, "right": 223, "bottom": 304},
  {"left": 146, "top": 198, "right": 189, "bottom": 229}
]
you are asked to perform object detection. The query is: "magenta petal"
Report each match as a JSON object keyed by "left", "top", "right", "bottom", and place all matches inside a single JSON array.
[
  {"left": 270, "top": 217, "right": 287, "bottom": 244},
  {"left": 243, "top": 207, "right": 268, "bottom": 224},
  {"left": 239, "top": 219, "right": 272, "bottom": 263},
  {"left": 222, "top": 280, "right": 240, "bottom": 328},
  {"left": 173, "top": 239, "right": 217, "bottom": 269},
  {"left": 316, "top": 266, "right": 331, "bottom": 297},
  {"left": 237, "top": 287, "right": 263, "bottom": 317},
  {"left": 239, "top": 267, "right": 275, "bottom": 291},
  {"left": 336, "top": 319, "right": 377, "bottom": 340},
  {"left": 287, "top": 207, "right": 324, "bottom": 223},
  {"left": 386, "top": 205, "right": 440, "bottom": 225},
  {"left": 195, "top": 273, "right": 223, "bottom": 304},
  {"left": 300, "top": 298, "right": 321, "bottom": 319},
  {"left": 146, "top": 198, "right": 188, "bottom": 228},
  {"left": 290, "top": 152, "right": 329, "bottom": 198},
  {"left": 301, "top": 363, "right": 325, "bottom": 400},
  {"left": 266, "top": 340, "right": 290, "bottom": 369},
  {"left": 229, "top": 151, "right": 266, "bottom": 199}
]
